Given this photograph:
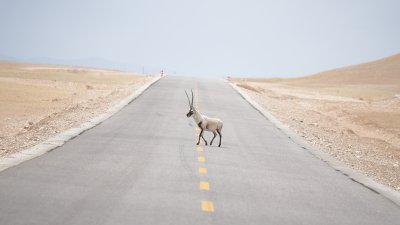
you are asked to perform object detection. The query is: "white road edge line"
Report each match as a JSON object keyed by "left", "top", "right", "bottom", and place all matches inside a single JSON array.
[
  {"left": 227, "top": 80, "right": 400, "bottom": 207},
  {"left": 0, "top": 76, "right": 163, "bottom": 173}
]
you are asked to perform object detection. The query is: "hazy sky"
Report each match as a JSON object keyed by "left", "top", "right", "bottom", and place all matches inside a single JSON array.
[{"left": 0, "top": 0, "right": 399, "bottom": 77}]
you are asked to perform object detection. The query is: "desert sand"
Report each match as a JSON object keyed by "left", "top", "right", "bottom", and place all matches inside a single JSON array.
[
  {"left": 0, "top": 61, "right": 154, "bottom": 158},
  {"left": 233, "top": 54, "right": 400, "bottom": 191}
]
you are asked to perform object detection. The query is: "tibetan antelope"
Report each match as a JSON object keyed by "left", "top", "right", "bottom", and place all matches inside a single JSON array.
[{"left": 185, "top": 90, "right": 223, "bottom": 147}]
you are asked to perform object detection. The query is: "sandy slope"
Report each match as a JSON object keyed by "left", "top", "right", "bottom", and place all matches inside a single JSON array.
[
  {"left": 0, "top": 62, "right": 154, "bottom": 157},
  {"left": 233, "top": 54, "right": 400, "bottom": 191}
]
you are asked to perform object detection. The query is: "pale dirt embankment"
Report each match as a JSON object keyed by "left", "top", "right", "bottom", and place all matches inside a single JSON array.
[
  {"left": 0, "top": 62, "right": 155, "bottom": 158},
  {"left": 233, "top": 54, "right": 400, "bottom": 191}
]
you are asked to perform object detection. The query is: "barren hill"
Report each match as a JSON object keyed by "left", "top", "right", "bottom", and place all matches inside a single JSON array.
[
  {"left": 246, "top": 54, "right": 400, "bottom": 101},
  {"left": 290, "top": 53, "right": 400, "bottom": 85}
]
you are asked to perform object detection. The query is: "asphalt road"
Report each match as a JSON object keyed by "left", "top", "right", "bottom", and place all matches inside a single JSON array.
[{"left": 0, "top": 76, "right": 399, "bottom": 225}]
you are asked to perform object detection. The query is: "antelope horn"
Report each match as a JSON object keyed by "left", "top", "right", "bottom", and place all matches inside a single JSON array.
[
  {"left": 185, "top": 90, "right": 192, "bottom": 108},
  {"left": 191, "top": 89, "right": 194, "bottom": 108}
]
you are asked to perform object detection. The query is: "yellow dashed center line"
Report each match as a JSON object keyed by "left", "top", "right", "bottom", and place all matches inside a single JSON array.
[
  {"left": 197, "top": 156, "right": 205, "bottom": 162},
  {"left": 198, "top": 167, "right": 207, "bottom": 174},
  {"left": 201, "top": 201, "right": 215, "bottom": 212},
  {"left": 195, "top": 83, "right": 215, "bottom": 213},
  {"left": 199, "top": 181, "right": 210, "bottom": 190}
]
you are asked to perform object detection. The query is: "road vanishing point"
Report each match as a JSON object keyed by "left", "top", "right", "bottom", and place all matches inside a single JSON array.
[{"left": 0, "top": 76, "right": 399, "bottom": 225}]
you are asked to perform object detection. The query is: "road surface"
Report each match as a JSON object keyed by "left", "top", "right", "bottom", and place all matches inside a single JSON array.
[{"left": 0, "top": 76, "right": 399, "bottom": 225}]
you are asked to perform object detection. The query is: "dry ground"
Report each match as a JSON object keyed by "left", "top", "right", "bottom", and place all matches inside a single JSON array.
[
  {"left": 0, "top": 61, "right": 154, "bottom": 157},
  {"left": 233, "top": 54, "right": 400, "bottom": 191}
]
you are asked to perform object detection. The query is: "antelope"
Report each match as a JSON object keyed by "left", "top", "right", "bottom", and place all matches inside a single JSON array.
[{"left": 185, "top": 90, "right": 223, "bottom": 147}]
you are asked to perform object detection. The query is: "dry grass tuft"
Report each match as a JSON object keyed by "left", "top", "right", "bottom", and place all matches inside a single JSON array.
[{"left": 237, "top": 83, "right": 261, "bottom": 93}]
